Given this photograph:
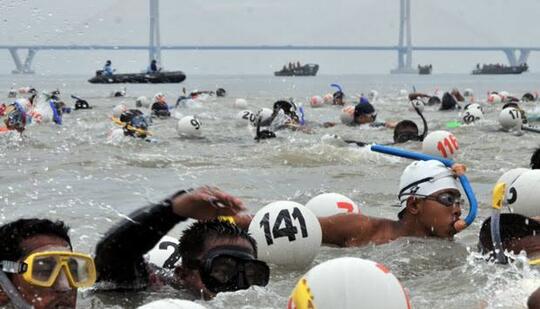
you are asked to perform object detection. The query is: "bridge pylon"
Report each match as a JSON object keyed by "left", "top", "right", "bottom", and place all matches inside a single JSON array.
[
  {"left": 503, "top": 48, "right": 530, "bottom": 67},
  {"left": 9, "top": 48, "right": 36, "bottom": 74},
  {"left": 391, "top": 0, "right": 416, "bottom": 74},
  {"left": 149, "top": 0, "right": 162, "bottom": 66}
]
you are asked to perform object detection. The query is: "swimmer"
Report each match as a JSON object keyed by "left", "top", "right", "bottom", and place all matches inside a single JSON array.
[
  {"left": 531, "top": 148, "right": 540, "bottom": 169},
  {"left": 94, "top": 187, "right": 269, "bottom": 300},
  {"left": 332, "top": 90, "right": 345, "bottom": 106},
  {"left": 352, "top": 100, "right": 397, "bottom": 128},
  {"left": 260, "top": 100, "right": 310, "bottom": 133},
  {"left": 1, "top": 102, "right": 27, "bottom": 133},
  {"left": 116, "top": 109, "right": 151, "bottom": 139},
  {"left": 0, "top": 219, "right": 96, "bottom": 309},
  {"left": 440, "top": 91, "right": 461, "bottom": 111},
  {"left": 529, "top": 287, "right": 540, "bottom": 309},
  {"left": 478, "top": 170, "right": 540, "bottom": 265},
  {"left": 234, "top": 160, "right": 468, "bottom": 247},
  {"left": 151, "top": 93, "right": 171, "bottom": 118},
  {"left": 71, "top": 95, "right": 91, "bottom": 110}
]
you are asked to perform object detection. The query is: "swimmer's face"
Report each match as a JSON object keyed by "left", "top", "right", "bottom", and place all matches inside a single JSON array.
[
  {"left": 333, "top": 97, "right": 344, "bottom": 105},
  {"left": 3, "top": 235, "right": 77, "bottom": 309},
  {"left": 176, "top": 237, "right": 255, "bottom": 300},
  {"left": 415, "top": 189, "right": 462, "bottom": 238},
  {"left": 355, "top": 113, "right": 375, "bottom": 125}
]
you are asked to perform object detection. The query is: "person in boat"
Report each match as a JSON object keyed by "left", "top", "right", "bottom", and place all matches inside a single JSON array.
[
  {"left": 0, "top": 218, "right": 95, "bottom": 309},
  {"left": 103, "top": 60, "right": 114, "bottom": 76},
  {"left": 147, "top": 59, "right": 161, "bottom": 74},
  {"left": 94, "top": 187, "right": 269, "bottom": 300},
  {"left": 151, "top": 93, "right": 170, "bottom": 118}
]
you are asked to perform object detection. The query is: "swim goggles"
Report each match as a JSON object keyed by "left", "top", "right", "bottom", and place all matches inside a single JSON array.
[
  {"left": 412, "top": 191, "right": 464, "bottom": 208},
  {"left": 184, "top": 246, "right": 269, "bottom": 293},
  {"left": 0, "top": 251, "right": 96, "bottom": 288}
]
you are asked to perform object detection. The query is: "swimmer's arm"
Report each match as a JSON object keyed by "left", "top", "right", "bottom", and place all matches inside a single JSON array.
[
  {"left": 95, "top": 190, "right": 188, "bottom": 288},
  {"left": 319, "top": 214, "right": 371, "bottom": 247}
]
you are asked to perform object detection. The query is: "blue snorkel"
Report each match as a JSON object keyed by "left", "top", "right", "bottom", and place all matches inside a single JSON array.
[
  {"left": 298, "top": 106, "right": 305, "bottom": 126},
  {"left": 370, "top": 144, "right": 478, "bottom": 226},
  {"left": 330, "top": 83, "right": 343, "bottom": 93}
]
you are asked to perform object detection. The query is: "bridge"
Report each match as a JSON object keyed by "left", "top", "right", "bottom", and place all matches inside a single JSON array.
[{"left": 3, "top": 0, "right": 539, "bottom": 74}]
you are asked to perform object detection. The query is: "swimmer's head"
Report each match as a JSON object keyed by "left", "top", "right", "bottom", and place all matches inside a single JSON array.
[
  {"left": 393, "top": 120, "right": 420, "bottom": 143},
  {"left": 120, "top": 110, "right": 148, "bottom": 138},
  {"left": 0, "top": 219, "right": 78, "bottom": 309},
  {"left": 273, "top": 100, "right": 299, "bottom": 122},
  {"left": 353, "top": 101, "right": 376, "bottom": 125},
  {"left": 153, "top": 93, "right": 166, "bottom": 103},
  {"left": 176, "top": 220, "right": 267, "bottom": 300},
  {"left": 398, "top": 160, "right": 463, "bottom": 238},
  {"left": 333, "top": 91, "right": 344, "bottom": 105},
  {"left": 5, "top": 103, "right": 26, "bottom": 133},
  {"left": 440, "top": 92, "right": 458, "bottom": 111}
]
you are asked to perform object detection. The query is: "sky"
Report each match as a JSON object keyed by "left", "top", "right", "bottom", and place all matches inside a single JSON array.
[{"left": 1, "top": 0, "right": 539, "bottom": 75}]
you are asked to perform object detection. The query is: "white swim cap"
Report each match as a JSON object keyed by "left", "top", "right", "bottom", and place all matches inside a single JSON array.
[{"left": 398, "top": 160, "right": 460, "bottom": 215}]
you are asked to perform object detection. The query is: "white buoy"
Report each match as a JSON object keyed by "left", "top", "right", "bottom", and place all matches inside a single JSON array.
[
  {"left": 236, "top": 110, "right": 256, "bottom": 126},
  {"left": 176, "top": 116, "right": 202, "bottom": 138},
  {"left": 462, "top": 108, "right": 483, "bottom": 124},
  {"left": 323, "top": 93, "right": 334, "bottom": 104},
  {"left": 145, "top": 235, "right": 180, "bottom": 269},
  {"left": 488, "top": 94, "right": 502, "bottom": 104},
  {"left": 340, "top": 106, "right": 355, "bottom": 125},
  {"left": 422, "top": 130, "right": 459, "bottom": 159},
  {"left": 248, "top": 201, "right": 321, "bottom": 269},
  {"left": 252, "top": 107, "right": 274, "bottom": 126},
  {"left": 138, "top": 299, "right": 207, "bottom": 309},
  {"left": 499, "top": 91, "right": 510, "bottom": 100},
  {"left": 399, "top": 89, "right": 408, "bottom": 97},
  {"left": 505, "top": 170, "right": 540, "bottom": 217},
  {"left": 410, "top": 99, "right": 425, "bottom": 113},
  {"left": 288, "top": 257, "right": 411, "bottom": 309},
  {"left": 135, "top": 96, "right": 150, "bottom": 108},
  {"left": 234, "top": 98, "right": 248, "bottom": 109},
  {"left": 498, "top": 108, "right": 522, "bottom": 130},
  {"left": 310, "top": 96, "right": 324, "bottom": 108},
  {"left": 112, "top": 104, "right": 128, "bottom": 118},
  {"left": 305, "top": 193, "right": 360, "bottom": 217}
]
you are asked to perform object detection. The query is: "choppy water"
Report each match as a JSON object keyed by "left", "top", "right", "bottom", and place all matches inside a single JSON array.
[{"left": 1, "top": 73, "right": 540, "bottom": 308}]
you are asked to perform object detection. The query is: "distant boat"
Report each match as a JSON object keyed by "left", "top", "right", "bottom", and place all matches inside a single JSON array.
[
  {"left": 418, "top": 64, "right": 432, "bottom": 75},
  {"left": 88, "top": 70, "right": 186, "bottom": 84},
  {"left": 472, "top": 63, "right": 528, "bottom": 75},
  {"left": 274, "top": 63, "right": 319, "bottom": 76}
]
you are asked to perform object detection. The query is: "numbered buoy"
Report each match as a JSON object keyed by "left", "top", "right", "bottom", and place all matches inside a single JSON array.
[
  {"left": 496, "top": 168, "right": 529, "bottom": 204},
  {"left": 253, "top": 107, "right": 274, "bottom": 126},
  {"left": 138, "top": 299, "right": 207, "bottom": 309},
  {"left": 234, "top": 98, "right": 248, "bottom": 109},
  {"left": 136, "top": 96, "right": 150, "bottom": 108},
  {"left": 236, "top": 110, "right": 256, "bottom": 126},
  {"left": 176, "top": 115, "right": 202, "bottom": 138},
  {"left": 340, "top": 106, "right": 355, "bottom": 125},
  {"left": 248, "top": 201, "right": 321, "bottom": 268},
  {"left": 112, "top": 104, "right": 128, "bottom": 118},
  {"left": 498, "top": 107, "right": 522, "bottom": 130},
  {"left": 506, "top": 170, "right": 540, "bottom": 217},
  {"left": 398, "top": 89, "right": 408, "bottom": 97},
  {"left": 287, "top": 257, "right": 410, "bottom": 309},
  {"left": 462, "top": 107, "right": 483, "bottom": 124},
  {"left": 422, "top": 130, "right": 459, "bottom": 159},
  {"left": 310, "top": 96, "right": 324, "bottom": 108},
  {"left": 305, "top": 193, "right": 359, "bottom": 217},
  {"left": 410, "top": 99, "right": 425, "bottom": 113},
  {"left": 488, "top": 93, "right": 502, "bottom": 104},
  {"left": 145, "top": 236, "right": 180, "bottom": 269}
]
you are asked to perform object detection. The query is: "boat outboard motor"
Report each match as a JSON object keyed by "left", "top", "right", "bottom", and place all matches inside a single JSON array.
[
  {"left": 393, "top": 102, "right": 428, "bottom": 144},
  {"left": 216, "top": 88, "right": 227, "bottom": 97}
]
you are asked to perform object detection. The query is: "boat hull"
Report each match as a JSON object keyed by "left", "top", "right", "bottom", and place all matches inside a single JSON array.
[{"left": 88, "top": 71, "right": 186, "bottom": 84}]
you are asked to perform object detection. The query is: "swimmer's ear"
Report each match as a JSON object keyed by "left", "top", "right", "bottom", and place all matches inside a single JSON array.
[{"left": 406, "top": 197, "right": 421, "bottom": 215}]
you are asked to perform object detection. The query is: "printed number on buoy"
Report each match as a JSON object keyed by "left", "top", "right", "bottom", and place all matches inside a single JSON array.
[
  {"left": 436, "top": 135, "right": 458, "bottom": 158},
  {"left": 259, "top": 207, "right": 308, "bottom": 245}
]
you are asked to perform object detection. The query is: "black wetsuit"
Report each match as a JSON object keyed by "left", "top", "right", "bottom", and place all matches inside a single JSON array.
[
  {"left": 94, "top": 191, "right": 186, "bottom": 290},
  {"left": 151, "top": 102, "right": 170, "bottom": 118}
]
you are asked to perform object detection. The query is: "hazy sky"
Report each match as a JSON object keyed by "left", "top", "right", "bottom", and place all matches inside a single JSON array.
[{"left": 1, "top": 0, "right": 540, "bottom": 74}]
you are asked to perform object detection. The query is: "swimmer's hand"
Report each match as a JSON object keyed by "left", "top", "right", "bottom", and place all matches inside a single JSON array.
[
  {"left": 384, "top": 121, "right": 397, "bottom": 129},
  {"left": 451, "top": 163, "right": 466, "bottom": 176},
  {"left": 171, "top": 186, "right": 245, "bottom": 220}
]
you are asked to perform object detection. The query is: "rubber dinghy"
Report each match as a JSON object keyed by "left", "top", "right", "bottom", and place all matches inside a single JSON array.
[{"left": 88, "top": 70, "right": 186, "bottom": 84}]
